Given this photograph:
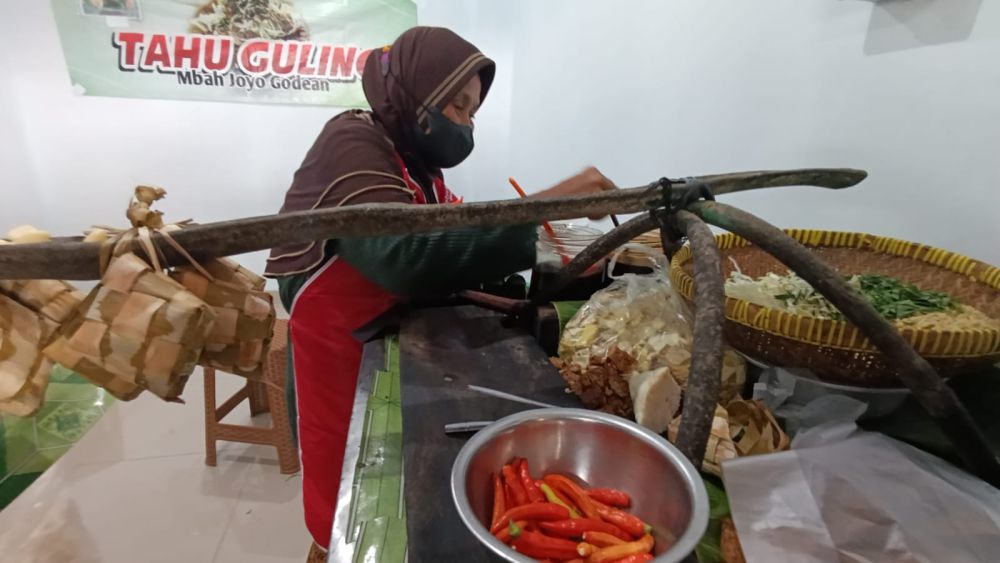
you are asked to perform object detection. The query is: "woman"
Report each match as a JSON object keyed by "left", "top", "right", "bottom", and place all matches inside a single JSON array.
[{"left": 265, "top": 27, "right": 615, "bottom": 557}]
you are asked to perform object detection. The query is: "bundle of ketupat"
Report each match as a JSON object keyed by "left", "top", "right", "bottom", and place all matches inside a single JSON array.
[
  {"left": 43, "top": 187, "right": 218, "bottom": 402},
  {"left": 0, "top": 227, "right": 85, "bottom": 416},
  {"left": 44, "top": 251, "right": 216, "bottom": 401},
  {"left": 170, "top": 256, "right": 274, "bottom": 379},
  {"left": 0, "top": 293, "right": 57, "bottom": 416},
  {"left": 4, "top": 188, "right": 274, "bottom": 408}
]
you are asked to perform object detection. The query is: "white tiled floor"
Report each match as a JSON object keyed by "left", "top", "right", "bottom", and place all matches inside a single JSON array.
[{"left": 0, "top": 369, "right": 310, "bottom": 563}]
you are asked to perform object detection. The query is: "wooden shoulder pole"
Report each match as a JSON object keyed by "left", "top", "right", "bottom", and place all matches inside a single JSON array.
[{"left": 0, "top": 168, "right": 865, "bottom": 280}]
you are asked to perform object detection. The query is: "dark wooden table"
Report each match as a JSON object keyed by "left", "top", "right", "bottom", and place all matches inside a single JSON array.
[
  {"left": 330, "top": 305, "right": 1000, "bottom": 563},
  {"left": 398, "top": 306, "right": 580, "bottom": 562}
]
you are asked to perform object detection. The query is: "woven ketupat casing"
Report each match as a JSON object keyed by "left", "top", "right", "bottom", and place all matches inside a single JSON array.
[
  {"left": 0, "top": 293, "right": 56, "bottom": 416},
  {"left": 44, "top": 253, "right": 216, "bottom": 401},
  {"left": 0, "top": 279, "right": 85, "bottom": 324},
  {"left": 170, "top": 258, "right": 275, "bottom": 380}
]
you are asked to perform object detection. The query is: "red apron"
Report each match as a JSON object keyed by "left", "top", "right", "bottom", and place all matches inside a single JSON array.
[{"left": 289, "top": 154, "right": 460, "bottom": 548}]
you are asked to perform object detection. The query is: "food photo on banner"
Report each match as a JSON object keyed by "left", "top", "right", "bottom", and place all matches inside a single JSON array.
[{"left": 52, "top": 0, "right": 418, "bottom": 106}]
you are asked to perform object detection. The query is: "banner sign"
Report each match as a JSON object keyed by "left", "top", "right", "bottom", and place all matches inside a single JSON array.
[{"left": 51, "top": 0, "right": 417, "bottom": 107}]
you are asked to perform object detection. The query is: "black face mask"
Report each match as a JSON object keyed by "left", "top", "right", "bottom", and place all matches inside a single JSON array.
[
  {"left": 385, "top": 60, "right": 475, "bottom": 168},
  {"left": 408, "top": 106, "right": 475, "bottom": 169}
]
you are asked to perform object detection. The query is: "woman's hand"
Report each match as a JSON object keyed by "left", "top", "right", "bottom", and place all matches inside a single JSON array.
[
  {"left": 531, "top": 167, "right": 616, "bottom": 199},
  {"left": 530, "top": 167, "right": 617, "bottom": 219}
]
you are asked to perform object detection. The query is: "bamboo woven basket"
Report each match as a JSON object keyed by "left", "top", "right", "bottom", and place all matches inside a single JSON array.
[
  {"left": 669, "top": 230, "right": 1000, "bottom": 387},
  {"left": 618, "top": 230, "right": 664, "bottom": 267}
]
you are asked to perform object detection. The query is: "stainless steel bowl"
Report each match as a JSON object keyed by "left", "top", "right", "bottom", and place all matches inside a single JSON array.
[{"left": 451, "top": 408, "right": 709, "bottom": 562}]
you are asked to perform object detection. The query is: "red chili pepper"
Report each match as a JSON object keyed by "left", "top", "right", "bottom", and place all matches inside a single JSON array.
[
  {"left": 504, "top": 481, "right": 517, "bottom": 508},
  {"left": 583, "top": 530, "right": 627, "bottom": 547},
  {"left": 543, "top": 475, "right": 602, "bottom": 520},
  {"left": 518, "top": 459, "right": 546, "bottom": 504},
  {"left": 593, "top": 502, "right": 650, "bottom": 539},
  {"left": 510, "top": 530, "right": 580, "bottom": 560},
  {"left": 608, "top": 554, "right": 653, "bottom": 563},
  {"left": 491, "top": 473, "right": 506, "bottom": 530},
  {"left": 494, "top": 519, "right": 526, "bottom": 544},
  {"left": 540, "top": 482, "right": 581, "bottom": 518},
  {"left": 587, "top": 488, "right": 632, "bottom": 508},
  {"left": 539, "top": 518, "right": 631, "bottom": 541},
  {"left": 587, "top": 533, "right": 654, "bottom": 562},
  {"left": 502, "top": 464, "right": 529, "bottom": 507},
  {"left": 490, "top": 502, "right": 571, "bottom": 535},
  {"left": 576, "top": 542, "right": 598, "bottom": 557}
]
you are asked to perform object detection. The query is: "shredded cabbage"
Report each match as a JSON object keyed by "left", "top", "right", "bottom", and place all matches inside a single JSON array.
[
  {"left": 724, "top": 268, "right": 1000, "bottom": 332},
  {"left": 724, "top": 271, "right": 849, "bottom": 319}
]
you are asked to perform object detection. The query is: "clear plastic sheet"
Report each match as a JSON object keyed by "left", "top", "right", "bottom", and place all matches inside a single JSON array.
[
  {"left": 559, "top": 244, "right": 695, "bottom": 376},
  {"left": 557, "top": 244, "right": 747, "bottom": 415},
  {"left": 754, "top": 366, "right": 909, "bottom": 425},
  {"left": 722, "top": 420, "right": 1000, "bottom": 562}
]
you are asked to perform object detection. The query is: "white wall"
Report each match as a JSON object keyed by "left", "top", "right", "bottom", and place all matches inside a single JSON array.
[
  {"left": 0, "top": 45, "right": 44, "bottom": 228},
  {"left": 501, "top": 0, "right": 1000, "bottom": 265},
  {"left": 1, "top": 0, "right": 998, "bottom": 286}
]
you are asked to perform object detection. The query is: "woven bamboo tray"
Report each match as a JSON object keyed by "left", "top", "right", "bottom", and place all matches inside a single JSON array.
[
  {"left": 618, "top": 230, "right": 663, "bottom": 267},
  {"left": 669, "top": 230, "right": 1000, "bottom": 387}
]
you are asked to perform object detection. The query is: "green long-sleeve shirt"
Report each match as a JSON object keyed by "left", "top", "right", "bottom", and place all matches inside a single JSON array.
[
  {"left": 278, "top": 223, "right": 537, "bottom": 309},
  {"left": 336, "top": 224, "right": 537, "bottom": 297}
]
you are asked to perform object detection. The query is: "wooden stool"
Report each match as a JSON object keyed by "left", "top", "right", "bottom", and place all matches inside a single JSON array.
[{"left": 204, "top": 319, "right": 299, "bottom": 474}]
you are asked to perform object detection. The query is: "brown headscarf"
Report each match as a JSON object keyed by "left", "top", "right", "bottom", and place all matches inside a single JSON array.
[
  {"left": 265, "top": 27, "right": 495, "bottom": 278},
  {"left": 364, "top": 27, "right": 495, "bottom": 160}
]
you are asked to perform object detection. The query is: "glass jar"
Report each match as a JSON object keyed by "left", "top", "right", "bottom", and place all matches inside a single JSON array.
[
  {"left": 528, "top": 222, "right": 610, "bottom": 301},
  {"left": 609, "top": 230, "right": 663, "bottom": 277}
]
